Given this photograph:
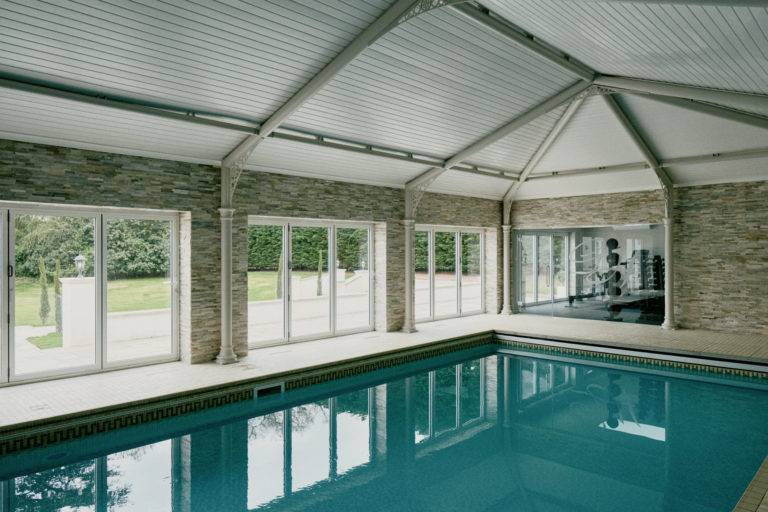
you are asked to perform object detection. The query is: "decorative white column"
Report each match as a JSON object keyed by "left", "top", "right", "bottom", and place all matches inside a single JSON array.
[
  {"left": 501, "top": 225, "right": 512, "bottom": 315},
  {"left": 403, "top": 219, "right": 417, "bottom": 333},
  {"left": 661, "top": 207, "right": 676, "bottom": 330},
  {"left": 216, "top": 207, "right": 238, "bottom": 364}
]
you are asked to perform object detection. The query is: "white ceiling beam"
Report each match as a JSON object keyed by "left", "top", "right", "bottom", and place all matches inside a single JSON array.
[
  {"left": 0, "top": 77, "right": 519, "bottom": 182},
  {"left": 222, "top": 0, "right": 462, "bottom": 169},
  {"left": 634, "top": 94, "right": 768, "bottom": 131},
  {"left": 406, "top": 81, "right": 593, "bottom": 190},
  {"left": 594, "top": 75, "right": 768, "bottom": 117},
  {"left": 451, "top": 3, "right": 595, "bottom": 81},
  {"left": 529, "top": 146, "right": 768, "bottom": 180},
  {"left": 603, "top": 94, "right": 673, "bottom": 190},
  {"left": 502, "top": 95, "right": 585, "bottom": 203}
]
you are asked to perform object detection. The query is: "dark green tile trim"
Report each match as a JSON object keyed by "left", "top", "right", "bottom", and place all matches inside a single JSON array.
[{"left": 498, "top": 338, "right": 768, "bottom": 381}]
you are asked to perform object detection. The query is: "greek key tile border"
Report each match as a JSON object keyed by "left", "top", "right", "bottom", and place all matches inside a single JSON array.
[
  {"left": 733, "top": 456, "right": 768, "bottom": 512},
  {"left": 0, "top": 386, "right": 254, "bottom": 456},
  {"left": 2, "top": 331, "right": 765, "bottom": 456},
  {"left": 497, "top": 338, "right": 768, "bottom": 381}
]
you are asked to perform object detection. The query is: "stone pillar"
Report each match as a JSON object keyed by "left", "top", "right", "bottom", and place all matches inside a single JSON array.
[
  {"left": 217, "top": 208, "right": 238, "bottom": 364},
  {"left": 501, "top": 225, "right": 512, "bottom": 315},
  {"left": 402, "top": 219, "right": 416, "bottom": 333},
  {"left": 662, "top": 214, "right": 676, "bottom": 330},
  {"left": 60, "top": 277, "right": 96, "bottom": 347}
]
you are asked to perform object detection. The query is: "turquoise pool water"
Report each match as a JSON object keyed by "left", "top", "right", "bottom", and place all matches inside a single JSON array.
[{"left": 1, "top": 346, "right": 767, "bottom": 512}]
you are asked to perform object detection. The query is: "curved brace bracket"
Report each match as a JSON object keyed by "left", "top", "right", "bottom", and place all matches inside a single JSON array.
[{"left": 394, "top": 0, "right": 468, "bottom": 27}]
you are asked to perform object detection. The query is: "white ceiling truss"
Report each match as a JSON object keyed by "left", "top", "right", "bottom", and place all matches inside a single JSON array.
[{"left": 0, "top": 0, "right": 767, "bottom": 203}]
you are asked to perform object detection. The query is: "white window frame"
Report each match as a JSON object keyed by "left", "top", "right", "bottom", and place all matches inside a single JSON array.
[
  {"left": 247, "top": 216, "right": 374, "bottom": 349},
  {"left": 516, "top": 231, "right": 570, "bottom": 308},
  {"left": 0, "top": 202, "right": 180, "bottom": 386},
  {"left": 415, "top": 225, "right": 485, "bottom": 324}
]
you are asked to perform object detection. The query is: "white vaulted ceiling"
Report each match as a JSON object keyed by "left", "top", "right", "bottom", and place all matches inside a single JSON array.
[{"left": 0, "top": 0, "right": 766, "bottom": 201}]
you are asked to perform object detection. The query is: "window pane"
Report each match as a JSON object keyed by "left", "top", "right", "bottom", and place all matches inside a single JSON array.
[
  {"left": 107, "top": 441, "right": 172, "bottom": 511},
  {"left": 460, "top": 360, "right": 482, "bottom": 424},
  {"left": 460, "top": 233, "right": 482, "bottom": 313},
  {"left": 553, "top": 235, "right": 568, "bottom": 300},
  {"left": 13, "top": 460, "right": 96, "bottom": 511},
  {"left": 290, "top": 227, "right": 329, "bottom": 338},
  {"left": 106, "top": 218, "right": 173, "bottom": 364},
  {"left": 537, "top": 235, "right": 551, "bottom": 302},
  {"left": 336, "top": 227, "right": 370, "bottom": 332},
  {"left": 248, "top": 412, "right": 284, "bottom": 508},
  {"left": 248, "top": 224, "right": 285, "bottom": 346},
  {"left": 519, "top": 235, "right": 535, "bottom": 305},
  {"left": 414, "top": 231, "right": 430, "bottom": 321},
  {"left": 336, "top": 389, "right": 371, "bottom": 475},
  {"left": 434, "top": 367, "right": 457, "bottom": 433},
  {"left": 13, "top": 213, "right": 96, "bottom": 376},
  {"left": 413, "top": 373, "right": 431, "bottom": 442},
  {"left": 291, "top": 401, "right": 330, "bottom": 491},
  {"left": 434, "top": 232, "right": 457, "bottom": 317}
]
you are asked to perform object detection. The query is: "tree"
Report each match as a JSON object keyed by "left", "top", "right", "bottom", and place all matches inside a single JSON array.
[
  {"left": 54, "top": 259, "right": 62, "bottom": 333},
  {"left": 38, "top": 257, "right": 50, "bottom": 325}
]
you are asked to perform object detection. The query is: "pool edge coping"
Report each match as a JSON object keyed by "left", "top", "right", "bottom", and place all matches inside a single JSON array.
[{"left": 733, "top": 456, "right": 768, "bottom": 512}]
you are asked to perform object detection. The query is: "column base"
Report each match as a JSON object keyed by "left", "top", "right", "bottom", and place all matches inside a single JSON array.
[
  {"left": 661, "top": 320, "right": 677, "bottom": 330},
  {"left": 216, "top": 349, "right": 238, "bottom": 365},
  {"left": 500, "top": 306, "right": 512, "bottom": 315},
  {"left": 402, "top": 326, "right": 417, "bottom": 334}
]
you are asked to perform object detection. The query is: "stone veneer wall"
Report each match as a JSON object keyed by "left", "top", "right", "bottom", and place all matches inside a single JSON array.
[
  {"left": 0, "top": 140, "right": 503, "bottom": 362},
  {"left": 234, "top": 174, "right": 502, "bottom": 335},
  {"left": 673, "top": 181, "right": 768, "bottom": 335},
  {"left": 0, "top": 140, "right": 221, "bottom": 363},
  {"left": 510, "top": 185, "right": 768, "bottom": 335}
]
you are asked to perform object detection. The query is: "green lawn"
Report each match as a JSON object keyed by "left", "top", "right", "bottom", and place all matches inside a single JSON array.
[
  {"left": 28, "top": 331, "right": 62, "bottom": 349},
  {"left": 14, "top": 272, "right": 320, "bottom": 328},
  {"left": 13, "top": 276, "right": 172, "bottom": 327}
]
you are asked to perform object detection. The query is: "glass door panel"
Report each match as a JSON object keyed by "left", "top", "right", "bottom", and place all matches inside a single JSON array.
[
  {"left": 335, "top": 389, "right": 371, "bottom": 475},
  {"left": 460, "top": 232, "right": 482, "bottom": 313},
  {"left": 290, "top": 226, "right": 330, "bottom": 338},
  {"left": 434, "top": 366, "right": 457, "bottom": 434},
  {"left": 248, "top": 412, "right": 285, "bottom": 508},
  {"left": 105, "top": 218, "right": 174, "bottom": 364},
  {"left": 414, "top": 231, "right": 430, "bottom": 321},
  {"left": 434, "top": 231, "right": 457, "bottom": 317},
  {"left": 107, "top": 440, "right": 172, "bottom": 511},
  {"left": 536, "top": 235, "right": 551, "bottom": 303},
  {"left": 291, "top": 401, "right": 330, "bottom": 491},
  {"left": 460, "top": 360, "right": 482, "bottom": 424},
  {"left": 519, "top": 235, "right": 535, "bottom": 305},
  {"left": 248, "top": 224, "right": 286, "bottom": 346},
  {"left": 553, "top": 234, "right": 568, "bottom": 300},
  {"left": 12, "top": 212, "right": 97, "bottom": 377},
  {"left": 335, "top": 227, "right": 370, "bottom": 332}
]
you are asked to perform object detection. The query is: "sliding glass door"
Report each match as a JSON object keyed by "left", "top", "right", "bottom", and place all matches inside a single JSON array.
[
  {"left": 247, "top": 218, "right": 373, "bottom": 348},
  {"left": 11, "top": 211, "right": 98, "bottom": 378},
  {"left": 415, "top": 227, "right": 484, "bottom": 323},
  {"left": 1, "top": 205, "right": 179, "bottom": 384},
  {"left": 516, "top": 232, "right": 570, "bottom": 310}
]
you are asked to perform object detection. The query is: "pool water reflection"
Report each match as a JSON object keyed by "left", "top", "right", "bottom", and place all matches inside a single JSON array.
[{"left": 2, "top": 350, "right": 768, "bottom": 512}]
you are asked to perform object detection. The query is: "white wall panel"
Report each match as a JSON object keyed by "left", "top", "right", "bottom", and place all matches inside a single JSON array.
[
  {"left": 0, "top": 86, "right": 243, "bottom": 163},
  {"left": 517, "top": 169, "right": 660, "bottom": 199},
  {"left": 428, "top": 169, "right": 512, "bottom": 200},
  {"left": 0, "top": 0, "right": 391, "bottom": 121},
  {"left": 247, "top": 136, "right": 429, "bottom": 187},
  {"left": 667, "top": 157, "right": 768, "bottom": 187},
  {"left": 485, "top": 0, "right": 768, "bottom": 95},
  {"left": 620, "top": 94, "right": 768, "bottom": 159},
  {"left": 288, "top": 8, "right": 578, "bottom": 157},
  {"left": 533, "top": 95, "right": 645, "bottom": 173}
]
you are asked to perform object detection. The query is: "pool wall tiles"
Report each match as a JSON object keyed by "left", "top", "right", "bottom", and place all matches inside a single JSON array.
[
  {"left": 0, "top": 140, "right": 501, "bottom": 360},
  {"left": 509, "top": 183, "right": 768, "bottom": 337}
]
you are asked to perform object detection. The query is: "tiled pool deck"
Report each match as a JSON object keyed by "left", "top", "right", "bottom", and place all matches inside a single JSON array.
[
  {"left": 1, "top": 313, "right": 767, "bottom": 511},
  {"left": 2, "top": 313, "right": 767, "bottom": 434}
]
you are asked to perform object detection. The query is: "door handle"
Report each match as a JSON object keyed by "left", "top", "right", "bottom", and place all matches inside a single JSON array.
[{"left": 7, "top": 265, "right": 13, "bottom": 278}]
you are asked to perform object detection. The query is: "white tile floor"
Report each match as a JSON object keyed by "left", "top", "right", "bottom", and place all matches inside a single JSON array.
[{"left": 1, "top": 313, "right": 767, "bottom": 433}]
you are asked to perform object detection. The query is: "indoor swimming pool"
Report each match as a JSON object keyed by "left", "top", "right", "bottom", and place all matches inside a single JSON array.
[{"left": 1, "top": 344, "right": 766, "bottom": 512}]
